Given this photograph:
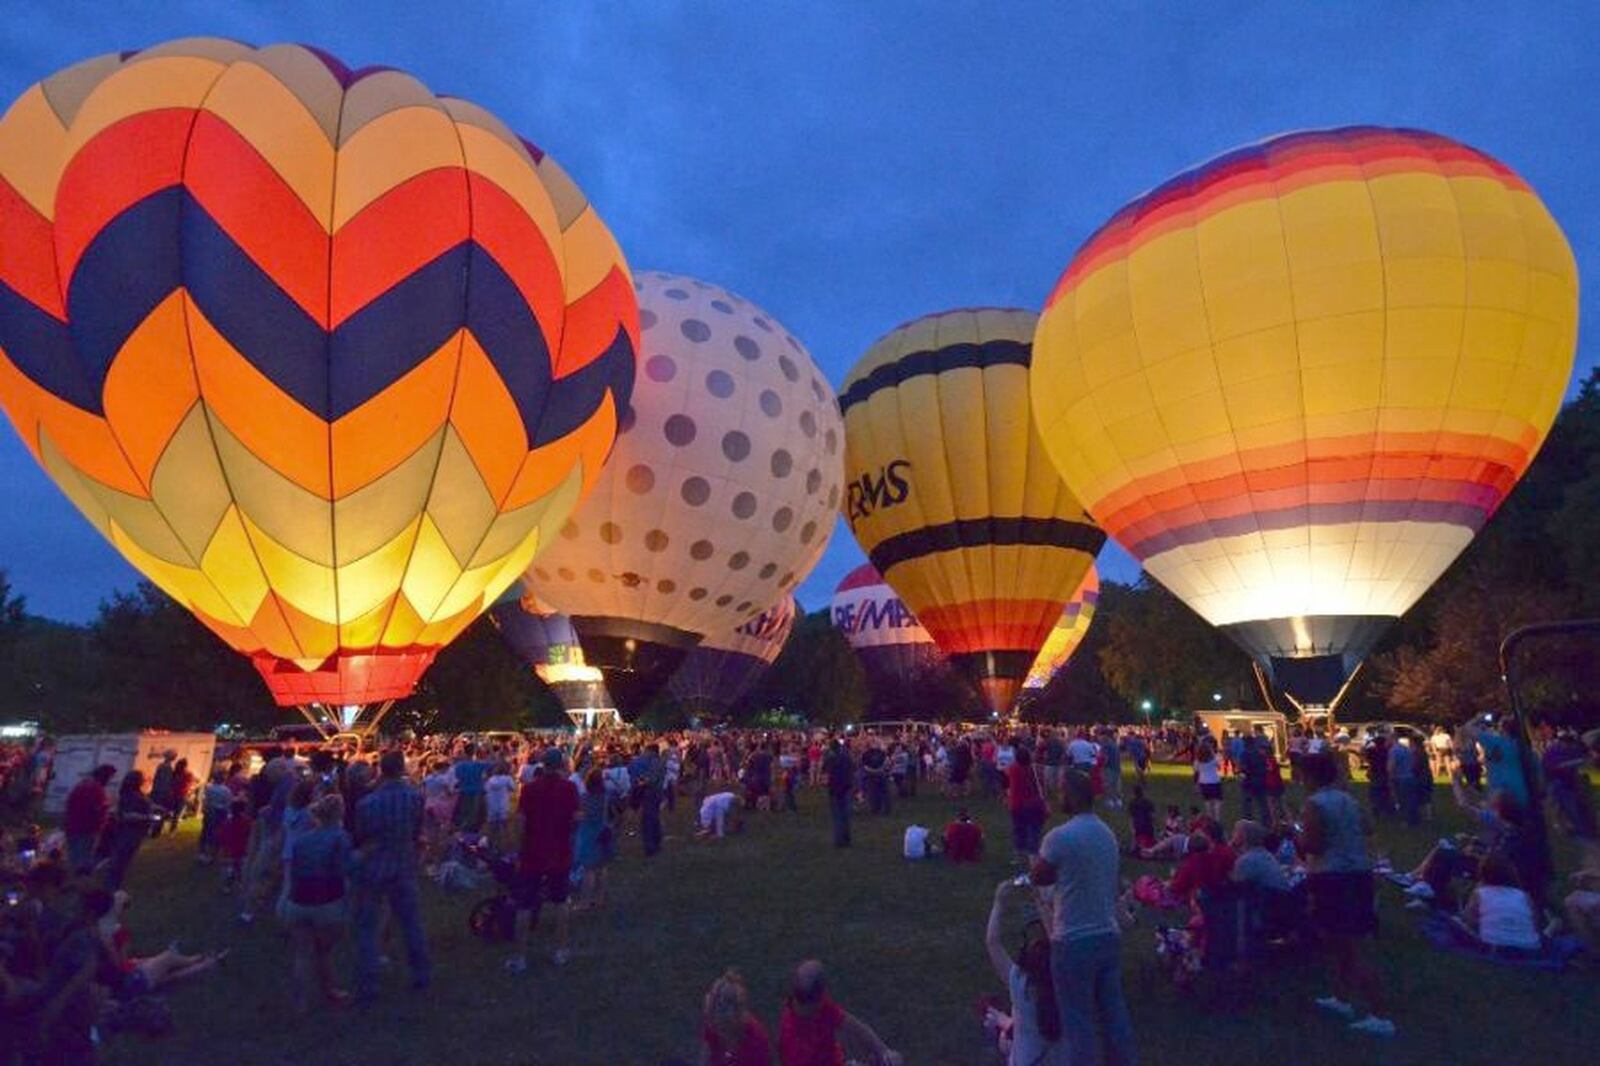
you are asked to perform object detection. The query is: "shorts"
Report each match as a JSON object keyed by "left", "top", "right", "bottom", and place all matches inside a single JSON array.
[
  {"left": 280, "top": 896, "right": 348, "bottom": 929},
  {"left": 1308, "top": 871, "right": 1377, "bottom": 937},
  {"left": 512, "top": 868, "right": 570, "bottom": 911},
  {"left": 1199, "top": 783, "right": 1223, "bottom": 801}
]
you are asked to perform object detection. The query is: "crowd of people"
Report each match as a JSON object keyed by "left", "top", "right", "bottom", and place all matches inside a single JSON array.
[{"left": 2, "top": 712, "right": 1598, "bottom": 1063}]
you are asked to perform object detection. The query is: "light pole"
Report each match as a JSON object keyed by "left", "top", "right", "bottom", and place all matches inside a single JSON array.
[{"left": 1140, "top": 698, "right": 1153, "bottom": 726}]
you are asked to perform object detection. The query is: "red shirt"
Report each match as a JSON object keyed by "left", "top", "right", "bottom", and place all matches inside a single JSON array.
[
  {"left": 779, "top": 994, "right": 844, "bottom": 1066},
  {"left": 1169, "top": 847, "right": 1233, "bottom": 900},
  {"left": 944, "top": 820, "right": 983, "bottom": 863},
  {"left": 1005, "top": 763, "right": 1044, "bottom": 814},
  {"left": 63, "top": 779, "right": 109, "bottom": 836},
  {"left": 519, "top": 774, "right": 579, "bottom": 874},
  {"left": 703, "top": 1015, "right": 772, "bottom": 1066},
  {"left": 217, "top": 813, "right": 253, "bottom": 859}
]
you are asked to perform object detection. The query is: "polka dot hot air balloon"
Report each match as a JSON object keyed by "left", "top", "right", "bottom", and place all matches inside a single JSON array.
[
  {"left": 0, "top": 39, "right": 637, "bottom": 722},
  {"left": 527, "top": 272, "right": 842, "bottom": 715},
  {"left": 840, "top": 308, "right": 1105, "bottom": 716},
  {"left": 667, "top": 596, "right": 795, "bottom": 721},
  {"left": 1022, "top": 565, "right": 1099, "bottom": 691},
  {"left": 1031, "top": 127, "right": 1578, "bottom": 709}
]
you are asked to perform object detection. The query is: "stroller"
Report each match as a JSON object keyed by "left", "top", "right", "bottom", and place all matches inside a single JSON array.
[{"left": 454, "top": 836, "right": 519, "bottom": 942}]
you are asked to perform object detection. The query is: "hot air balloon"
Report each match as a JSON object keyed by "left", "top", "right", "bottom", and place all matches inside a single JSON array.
[
  {"left": 830, "top": 563, "right": 947, "bottom": 704},
  {"left": 1031, "top": 127, "right": 1578, "bottom": 711},
  {"left": 668, "top": 596, "right": 796, "bottom": 721},
  {"left": 487, "top": 592, "right": 617, "bottom": 731},
  {"left": 0, "top": 39, "right": 637, "bottom": 733},
  {"left": 527, "top": 272, "right": 842, "bottom": 715},
  {"left": 839, "top": 308, "right": 1105, "bottom": 716},
  {"left": 1022, "top": 565, "right": 1099, "bottom": 690}
]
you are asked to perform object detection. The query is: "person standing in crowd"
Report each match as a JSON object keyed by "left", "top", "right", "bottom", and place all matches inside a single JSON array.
[
  {"left": 825, "top": 739, "right": 854, "bottom": 848},
  {"left": 1006, "top": 745, "right": 1048, "bottom": 860},
  {"left": 778, "top": 959, "right": 902, "bottom": 1066},
  {"left": 283, "top": 792, "right": 352, "bottom": 1013},
  {"left": 1429, "top": 725, "right": 1455, "bottom": 780},
  {"left": 574, "top": 770, "right": 614, "bottom": 907},
  {"left": 484, "top": 760, "right": 517, "bottom": 853},
  {"left": 1388, "top": 734, "right": 1421, "bottom": 827},
  {"left": 507, "top": 747, "right": 580, "bottom": 973},
  {"left": 1098, "top": 729, "right": 1122, "bottom": 810},
  {"left": 199, "top": 768, "right": 232, "bottom": 863},
  {"left": 1031, "top": 770, "right": 1134, "bottom": 1066},
  {"left": 636, "top": 743, "right": 666, "bottom": 857},
  {"left": 1477, "top": 716, "right": 1530, "bottom": 810},
  {"left": 1298, "top": 752, "right": 1394, "bottom": 1038},
  {"left": 105, "top": 769, "right": 155, "bottom": 890},
  {"left": 1364, "top": 730, "right": 1393, "bottom": 818},
  {"left": 1193, "top": 737, "right": 1223, "bottom": 824},
  {"left": 351, "top": 750, "right": 431, "bottom": 1002},
  {"left": 62, "top": 764, "right": 115, "bottom": 875},
  {"left": 452, "top": 744, "right": 492, "bottom": 832},
  {"left": 148, "top": 749, "right": 177, "bottom": 838},
  {"left": 861, "top": 738, "right": 891, "bottom": 816}
]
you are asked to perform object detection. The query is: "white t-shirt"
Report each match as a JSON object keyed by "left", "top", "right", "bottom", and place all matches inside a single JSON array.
[
  {"left": 995, "top": 745, "right": 1017, "bottom": 771},
  {"left": 484, "top": 774, "right": 515, "bottom": 820},
  {"left": 1195, "top": 758, "right": 1221, "bottom": 786},
  {"left": 1068, "top": 739, "right": 1098, "bottom": 768},
  {"left": 1475, "top": 885, "right": 1540, "bottom": 949},
  {"left": 1008, "top": 964, "right": 1068, "bottom": 1065},
  {"left": 700, "top": 792, "right": 738, "bottom": 835},
  {"left": 903, "top": 825, "right": 930, "bottom": 859},
  {"left": 423, "top": 771, "right": 455, "bottom": 804}
]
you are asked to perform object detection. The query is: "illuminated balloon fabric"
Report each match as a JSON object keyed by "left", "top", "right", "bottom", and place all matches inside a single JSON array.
[
  {"left": 0, "top": 39, "right": 637, "bottom": 706},
  {"left": 668, "top": 596, "right": 795, "bottom": 718},
  {"left": 830, "top": 562, "right": 947, "bottom": 697},
  {"left": 528, "top": 271, "right": 843, "bottom": 712},
  {"left": 1031, "top": 126, "right": 1578, "bottom": 703},
  {"left": 1022, "top": 565, "right": 1099, "bottom": 690},
  {"left": 486, "top": 594, "right": 611, "bottom": 714},
  {"left": 839, "top": 308, "right": 1105, "bottom": 715}
]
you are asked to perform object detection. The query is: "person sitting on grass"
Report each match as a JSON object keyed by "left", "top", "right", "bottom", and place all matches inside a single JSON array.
[
  {"left": 981, "top": 879, "right": 1067, "bottom": 1064},
  {"left": 94, "top": 887, "right": 227, "bottom": 1000},
  {"left": 1229, "top": 820, "right": 1290, "bottom": 892},
  {"left": 700, "top": 968, "right": 771, "bottom": 1066},
  {"left": 778, "top": 959, "right": 902, "bottom": 1066},
  {"left": 697, "top": 792, "right": 743, "bottom": 840},
  {"left": 943, "top": 808, "right": 984, "bottom": 864},
  {"left": 1456, "top": 854, "right": 1542, "bottom": 952}
]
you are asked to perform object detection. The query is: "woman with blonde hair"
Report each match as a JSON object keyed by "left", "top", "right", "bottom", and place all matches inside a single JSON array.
[
  {"left": 700, "top": 968, "right": 770, "bottom": 1065},
  {"left": 282, "top": 792, "right": 353, "bottom": 1012}
]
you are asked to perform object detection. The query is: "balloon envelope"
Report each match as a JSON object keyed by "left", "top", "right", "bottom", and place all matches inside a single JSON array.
[
  {"left": 487, "top": 594, "right": 612, "bottom": 715},
  {"left": 1031, "top": 126, "right": 1578, "bottom": 705},
  {"left": 529, "top": 272, "right": 842, "bottom": 714},
  {"left": 1022, "top": 565, "right": 1099, "bottom": 690},
  {"left": 0, "top": 39, "right": 637, "bottom": 708},
  {"left": 839, "top": 308, "right": 1104, "bottom": 715},
  {"left": 668, "top": 596, "right": 796, "bottom": 720},
  {"left": 831, "top": 562, "right": 949, "bottom": 704}
]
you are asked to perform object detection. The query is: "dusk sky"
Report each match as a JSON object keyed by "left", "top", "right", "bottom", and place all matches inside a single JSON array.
[{"left": 1, "top": 2, "right": 1596, "bottom": 621}]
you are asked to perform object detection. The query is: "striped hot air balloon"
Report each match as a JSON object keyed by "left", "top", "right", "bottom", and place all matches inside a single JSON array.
[
  {"left": 668, "top": 596, "right": 796, "bottom": 721},
  {"left": 0, "top": 39, "right": 637, "bottom": 719},
  {"left": 1032, "top": 127, "right": 1578, "bottom": 708},
  {"left": 1022, "top": 565, "right": 1099, "bottom": 691},
  {"left": 830, "top": 563, "right": 947, "bottom": 702},
  {"left": 840, "top": 308, "right": 1105, "bottom": 716}
]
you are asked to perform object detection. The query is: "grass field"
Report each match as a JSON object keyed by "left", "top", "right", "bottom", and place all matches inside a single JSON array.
[{"left": 102, "top": 765, "right": 1596, "bottom": 1065}]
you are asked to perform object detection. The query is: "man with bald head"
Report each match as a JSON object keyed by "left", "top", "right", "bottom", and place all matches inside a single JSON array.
[{"left": 777, "top": 959, "right": 902, "bottom": 1065}]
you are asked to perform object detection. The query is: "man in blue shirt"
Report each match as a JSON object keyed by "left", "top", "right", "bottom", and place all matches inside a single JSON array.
[
  {"left": 452, "top": 746, "right": 492, "bottom": 832},
  {"left": 352, "top": 750, "right": 430, "bottom": 1003},
  {"left": 1477, "top": 718, "right": 1530, "bottom": 811}
]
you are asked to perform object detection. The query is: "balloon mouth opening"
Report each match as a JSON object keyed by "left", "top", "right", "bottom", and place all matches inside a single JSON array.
[
  {"left": 568, "top": 617, "right": 701, "bottom": 717},
  {"left": 1220, "top": 615, "right": 1394, "bottom": 709}
]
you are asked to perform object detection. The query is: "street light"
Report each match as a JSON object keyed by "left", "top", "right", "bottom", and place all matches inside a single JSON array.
[
  {"left": 1212, "top": 692, "right": 1223, "bottom": 705},
  {"left": 1140, "top": 698, "right": 1153, "bottom": 725}
]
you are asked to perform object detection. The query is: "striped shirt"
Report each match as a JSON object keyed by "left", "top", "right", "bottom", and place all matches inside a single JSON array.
[{"left": 354, "top": 779, "right": 423, "bottom": 884}]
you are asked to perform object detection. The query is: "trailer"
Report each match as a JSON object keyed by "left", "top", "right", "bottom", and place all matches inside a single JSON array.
[{"left": 43, "top": 732, "right": 217, "bottom": 815}]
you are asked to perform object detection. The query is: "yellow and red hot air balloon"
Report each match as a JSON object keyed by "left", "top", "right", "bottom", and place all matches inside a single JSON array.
[
  {"left": 1022, "top": 565, "right": 1099, "bottom": 692},
  {"left": 0, "top": 39, "right": 637, "bottom": 726},
  {"left": 1031, "top": 126, "right": 1578, "bottom": 709},
  {"left": 840, "top": 308, "right": 1105, "bottom": 716}
]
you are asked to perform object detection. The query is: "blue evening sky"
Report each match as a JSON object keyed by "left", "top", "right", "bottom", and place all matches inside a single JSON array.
[{"left": 0, "top": 2, "right": 1595, "bottom": 621}]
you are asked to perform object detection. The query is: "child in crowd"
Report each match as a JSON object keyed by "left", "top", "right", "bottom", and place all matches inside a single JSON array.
[
  {"left": 198, "top": 770, "right": 232, "bottom": 865},
  {"left": 217, "top": 797, "right": 252, "bottom": 892},
  {"left": 484, "top": 761, "right": 516, "bottom": 853},
  {"left": 1127, "top": 785, "right": 1156, "bottom": 854}
]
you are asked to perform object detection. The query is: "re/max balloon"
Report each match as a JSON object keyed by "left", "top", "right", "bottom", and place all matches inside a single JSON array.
[
  {"left": 840, "top": 308, "right": 1104, "bottom": 716},
  {"left": 0, "top": 40, "right": 637, "bottom": 717},
  {"left": 1031, "top": 127, "right": 1578, "bottom": 708},
  {"left": 831, "top": 562, "right": 948, "bottom": 706}
]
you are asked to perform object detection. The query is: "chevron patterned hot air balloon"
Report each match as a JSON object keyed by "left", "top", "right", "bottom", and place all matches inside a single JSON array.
[
  {"left": 840, "top": 308, "right": 1105, "bottom": 716},
  {"left": 1031, "top": 127, "right": 1578, "bottom": 709},
  {"left": 0, "top": 39, "right": 637, "bottom": 722},
  {"left": 1022, "top": 565, "right": 1099, "bottom": 691}
]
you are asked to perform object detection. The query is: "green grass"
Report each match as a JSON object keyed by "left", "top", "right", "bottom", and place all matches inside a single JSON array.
[{"left": 104, "top": 765, "right": 1596, "bottom": 1064}]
